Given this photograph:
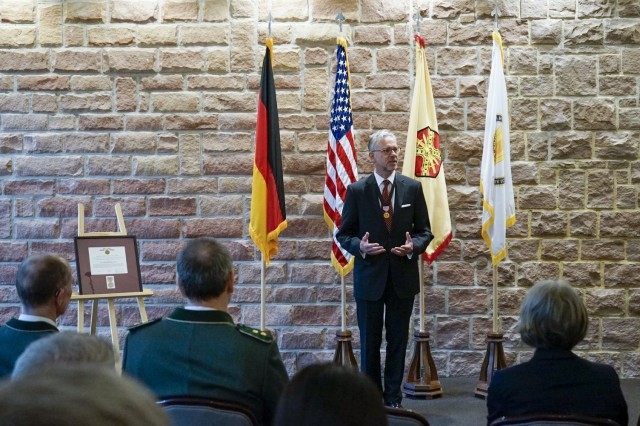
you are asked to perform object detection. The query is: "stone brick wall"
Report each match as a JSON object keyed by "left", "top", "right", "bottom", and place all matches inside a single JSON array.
[{"left": 0, "top": 0, "right": 639, "bottom": 377}]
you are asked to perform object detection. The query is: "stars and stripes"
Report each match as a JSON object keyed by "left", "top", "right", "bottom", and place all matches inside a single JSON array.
[{"left": 323, "top": 37, "right": 358, "bottom": 276}]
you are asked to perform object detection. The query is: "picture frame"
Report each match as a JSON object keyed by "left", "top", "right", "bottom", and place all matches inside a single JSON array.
[{"left": 74, "top": 235, "right": 143, "bottom": 295}]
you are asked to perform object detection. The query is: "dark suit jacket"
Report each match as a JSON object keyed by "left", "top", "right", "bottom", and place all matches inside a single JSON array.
[
  {"left": 487, "top": 348, "right": 628, "bottom": 426},
  {"left": 336, "top": 173, "right": 432, "bottom": 300},
  {"left": 122, "top": 308, "right": 289, "bottom": 426},
  {"left": 0, "top": 318, "right": 58, "bottom": 378}
]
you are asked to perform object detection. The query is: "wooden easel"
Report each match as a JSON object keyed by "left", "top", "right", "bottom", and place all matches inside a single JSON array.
[{"left": 71, "top": 203, "right": 152, "bottom": 370}]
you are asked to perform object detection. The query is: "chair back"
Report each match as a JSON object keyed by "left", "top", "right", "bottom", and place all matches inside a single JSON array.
[
  {"left": 158, "top": 397, "right": 258, "bottom": 426},
  {"left": 385, "top": 406, "right": 430, "bottom": 426},
  {"left": 489, "top": 414, "right": 621, "bottom": 426}
]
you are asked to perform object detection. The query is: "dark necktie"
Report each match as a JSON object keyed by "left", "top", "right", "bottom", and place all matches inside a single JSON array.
[{"left": 382, "top": 179, "right": 393, "bottom": 232}]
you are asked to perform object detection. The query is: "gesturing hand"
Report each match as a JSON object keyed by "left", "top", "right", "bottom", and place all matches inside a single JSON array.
[
  {"left": 359, "top": 232, "right": 386, "bottom": 256},
  {"left": 391, "top": 232, "right": 413, "bottom": 257}
]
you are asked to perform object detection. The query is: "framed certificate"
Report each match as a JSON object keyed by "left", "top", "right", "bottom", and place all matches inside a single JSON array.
[{"left": 74, "top": 236, "right": 143, "bottom": 295}]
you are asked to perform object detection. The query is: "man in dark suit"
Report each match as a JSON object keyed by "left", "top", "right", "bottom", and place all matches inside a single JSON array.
[
  {"left": 123, "top": 237, "right": 289, "bottom": 426},
  {"left": 336, "top": 129, "right": 432, "bottom": 408},
  {"left": 0, "top": 254, "right": 73, "bottom": 377}
]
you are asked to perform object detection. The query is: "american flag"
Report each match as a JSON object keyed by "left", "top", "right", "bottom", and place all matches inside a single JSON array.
[{"left": 323, "top": 37, "right": 358, "bottom": 276}]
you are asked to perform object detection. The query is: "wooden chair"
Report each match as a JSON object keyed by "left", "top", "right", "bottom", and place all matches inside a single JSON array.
[
  {"left": 158, "top": 397, "right": 258, "bottom": 426},
  {"left": 385, "top": 406, "right": 430, "bottom": 426},
  {"left": 489, "top": 414, "right": 622, "bottom": 426}
]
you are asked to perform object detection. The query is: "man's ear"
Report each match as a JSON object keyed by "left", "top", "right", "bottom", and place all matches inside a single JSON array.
[{"left": 226, "top": 273, "right": 234, "bottom": 294}]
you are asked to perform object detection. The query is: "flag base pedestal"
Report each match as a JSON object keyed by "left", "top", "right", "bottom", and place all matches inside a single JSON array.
[
  {"left": 474, "top": 332, "right": 507, "bottom": 399},
  {"left": 333, "top": 329, "right": 358, "bottom": 369},
  {"left": 403, "top": 330, "right": 443, "bottom": 399}
]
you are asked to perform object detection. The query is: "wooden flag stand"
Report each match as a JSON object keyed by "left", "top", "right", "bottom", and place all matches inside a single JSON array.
[
  {"left": 72, "top": 203, "right": 152, "bottom": 370},
  {"left": 475, "top": 265, "right": 507, "bottom": 398},
  {"left": 403, "top": 261, "right": 442, "bottom": 398},
  {"left": 333, "top": 275, "right": 358, "bottom": 369}
]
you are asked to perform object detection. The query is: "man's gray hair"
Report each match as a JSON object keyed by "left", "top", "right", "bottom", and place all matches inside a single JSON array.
[{"left": 368, "top": 129, "right": 396, "bottom": 152}]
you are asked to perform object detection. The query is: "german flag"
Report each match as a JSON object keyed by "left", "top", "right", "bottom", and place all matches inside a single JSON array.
[{"left": 249, "top": 38, "right": 287, "bottom": 264}]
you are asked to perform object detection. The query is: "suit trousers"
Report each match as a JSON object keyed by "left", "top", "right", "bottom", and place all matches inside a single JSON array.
[{"left": 356, "top": 272, "right": 414, "bottom": 404}]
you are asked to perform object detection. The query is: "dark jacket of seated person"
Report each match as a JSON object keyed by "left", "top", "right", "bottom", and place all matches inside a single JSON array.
[
  {"left": 0, "top": 254, "right": 74, "bottom": 377},
  {"left": 122, "top": 237, "right": 288, "bottom": 426},
  {"left": 487, "top": 280, "right": 627, "bottom": 426}
]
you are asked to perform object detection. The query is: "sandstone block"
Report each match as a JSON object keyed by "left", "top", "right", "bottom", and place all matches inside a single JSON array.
[
  {"left": 2, "top": 114, "right": 47, "bottom": 131},
  {"left": 303, "top": 68, "right": 328, "bottom": 111},
  {"left": 111, "top": 133, "right": 156, "bottom": 153},
  {"left": 574, "top": 99, "right": 616, "bottom": 130},
  {"left": 0, "top": 26, "right": 35, "bottom": 48},
  {"left": 437, "top": 47, "right": 477, "bottom": 75},
  {"left": 105, "top": 49, "right": 156, "bottom": 72},
  {"left": 3, "top": 179, "right": 54, "bottom": 195},
  {"left": 64, "top": 1, "right": 105, "bottom": 22},
  {"left": 202, "top": 132, "right": 252, "bottom": 152},
  {"left": 558, "top": 170, "right": 586, "bottom": 209},
  {"left": 141, "top": 75, "right": 183, "bottom": 91},
  {"left": 15, "top": 219, "right": 59, "bottom": 239},
  {"left": 127, "top": 218, "right": 180, "bottom": 239},
  {"left": 181, "top": 25, "right": 227, "bottom": 45},
  {"left": 88, "top": 26, "right": 135, "bottom": 46},
  {"left": 435, "top": 317, "right": 470, "bottom": 349},
  {"left": 550, "top": 131, "right": 593, "bottom": 159},
  {"left": 0, "top": 95, "right": 28, "bottom": 113},
  {"left": 230, "top": 22, "right": 256, "bottom": 72},
  {"left": 79, "top": 114, "right": 124, "bottom": 130},
  {"left": 449, "top": 289, "right": 488, "bottom": 314},
  {"left": 517, "top": 262, "right": 561, "bottom": 287},
  {"left": 602, "top": 318, "right": 640, "bottom": 350},
  {"left": 166, "top": 114, "right": 218, "bottom": 130},
  {"left": 112, "top": 178, "right": 165, "bottom": 194},
  {"left": 448, "top": 22, "right": 493, "bottom": 45},
  {"left": 58, "top": 179, "right": 110, "bottom": 195},
  {"left": 620, "top": 109, "right": 640, "bottom": 130},
  {"left": 111, "top": 0, "right": 157, "bottom": 22},
  {"left": 69, "top": 76, "right": 111, "bottom": 91},
  {"left": 137, "top": 25, "right": 177, "bottom": 46},
  {"left": 519, "top": 186, "right": 557, "bottom": 209},
  {"left": 377, "top": 47, "right": 410, "bottom": 71},
  {"left": 152, "top": 92, "right": 200, "bottom": 112},
  {"left": 531, "top": 20, "right": 562, "bottom": 44},
  {"left": 353, "top": 26, "right": 392, "bottom": 45},
  {"left": 135, "top": 155, "right": 179, "bottom": 176},
  {"left": 203, "top": 0, "right": 229, "bottom": 22},
  {"left": 63, "top": 133, "right": 109, "bottom": 153},
  {"left": 200, "top": 195, "right": 243, "bottom": 215},
  {"left": 531, "top": 211, "right": 566, "bottom": 236},
  {"left": 595, "top": 131, "right": 639, "bottom": 160},
  {"left": 162, "top": 0, "right": 198, "bottom": 21},
  {"left": 570, "top": 211, "right": 597, "bottom": 237},
  {"left": 160, "top": 48, "right": 204, "bottom": 72},
  {"left": 539, "top": 99, "right": 571, "bottom": 131},
  {"left": 510, "top": 99, "right": 538, "bottom": 130},
  {"left": 183, "top": 217, "right": 243, "bottom": 238},
  {"left": 435, "top": 99, "right": 465, "bottom": 131},
  {"left": 564, "top": 20, "right": 604, "bottom": 46},
  {"left": 432, "top": 0, "right": 474, "bottom": 19},
  {"left": 126, "top": 114, "right": 164, "bottom": 131},
  {"left": 587, "top": 170, "right": 614, "bottom": 208},
  {"left": 87, "top": 155, "right": 131, "bottom": 175},
  {"left": 508, "top": 239, "right": 540, "bottom": 262},
  {"left": 0, "top": 50, "right": 47, "bottom": 71},
  {"left": 60, "top": 93, "right": 111, "bottom": 111},
  {"left": 149, "top": 197, "right": 197, "bottom": 216},
  {"left": 556, "top": 56, "right": 597, "bottom": 96},
  {"left": 1, "top": 0, "right": 35, "bottom": 22},
  {"left": 605, "top": 19, "right": 640, "bottom": 44},
  {"left": 18, "top": 75, "right": 71, "bottom": 91},
  {"left": 618, "top": 0, "right": 640, "bottom": 17}
]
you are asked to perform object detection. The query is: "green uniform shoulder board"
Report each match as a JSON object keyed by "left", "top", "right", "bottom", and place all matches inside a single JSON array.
[
  {"left": 127, "top": 318, "right": 161, "bottom": 332},
  {"left": 237, "top": 324, "right": 273, "bottom": 343}
]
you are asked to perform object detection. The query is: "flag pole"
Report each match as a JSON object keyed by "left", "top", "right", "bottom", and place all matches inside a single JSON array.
[
  {"left": 341, "top": 275, "right": 346, "bottom": 332},
  {"left": 475, "top": 10, "right": 510, "bottom": 397},
  {"left": 260, "top": 253, "right": 266, "bottom": 331}
]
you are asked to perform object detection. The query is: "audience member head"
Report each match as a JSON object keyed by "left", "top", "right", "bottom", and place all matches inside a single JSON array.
[
  {"left": 274, "top": 363, "right": 388, "bottom": 426},
  {"left": 0, "top": 365, "right": 170, "bottom": 426},
  {"left": 15, "top": 254, "right": 73, "bottom": 319},
  {"left": 176, "top": 237, "right": 234, "bottom": 303},
  {"left": 518, "top": 279, "right": 588, "bottom": 350},
  {"left": 12, "top": 331, "right": 115, "bottom": 379}
]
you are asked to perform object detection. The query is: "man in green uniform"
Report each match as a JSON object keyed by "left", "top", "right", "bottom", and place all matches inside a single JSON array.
[
  {"left": 123, "top": 237, "right": 289, "bottom": 426},
  {"left": 0, "top": 254, "right": 73, "bottom": 378}
]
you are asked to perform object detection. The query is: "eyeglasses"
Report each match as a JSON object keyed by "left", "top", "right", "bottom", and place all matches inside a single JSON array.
[{"left": 371, "top": 147, "right": 401, "bottom": 155}]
